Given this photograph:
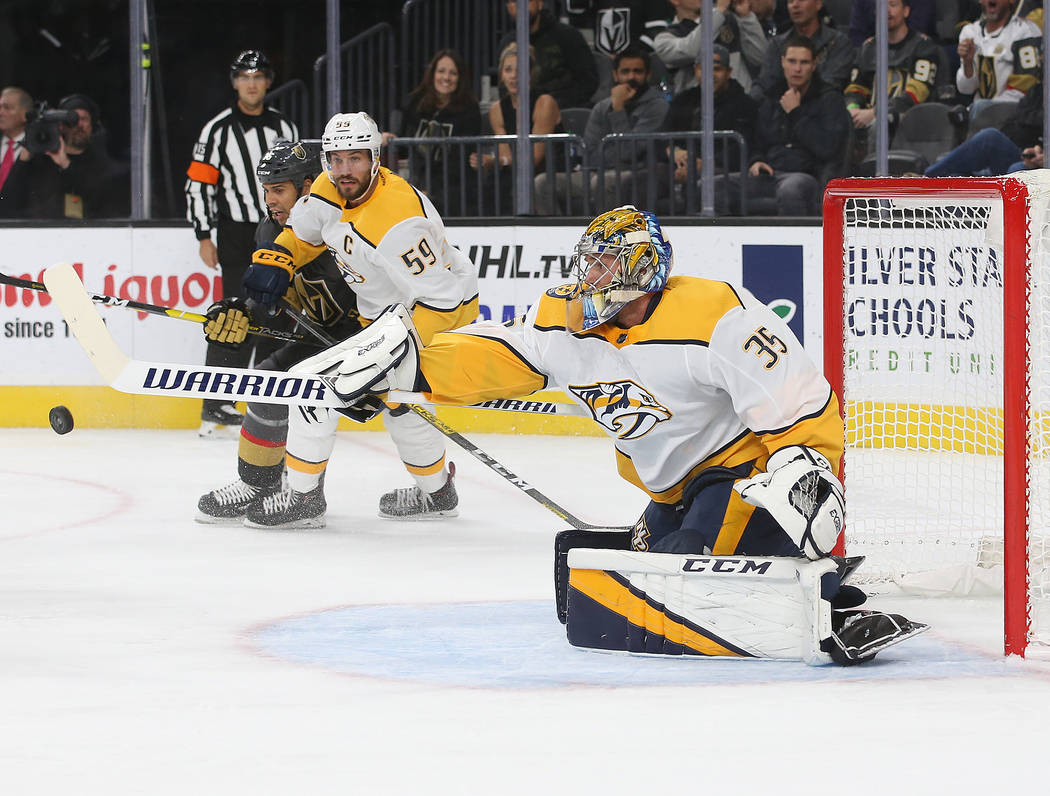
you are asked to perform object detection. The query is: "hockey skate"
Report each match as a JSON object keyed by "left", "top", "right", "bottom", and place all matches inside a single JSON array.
[
  {"left": 243, "top": 484, "right": 327, "bottom": 529},
  {"left": 378, "top": 462, "right": 458, "bottom": 520},
  {"left": 196, "top": 478, "right": 280, "bottom": 525},
  {"left": 829, "top": 610, "right": 929, "bottom": 665},
  {"left": 198, "top": 403, "right": 244, "bottom": 439}
]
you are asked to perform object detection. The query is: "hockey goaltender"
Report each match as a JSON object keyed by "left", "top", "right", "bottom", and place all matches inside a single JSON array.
[{"left": 292, "top": 206, "right": 928, "bottom": 666}]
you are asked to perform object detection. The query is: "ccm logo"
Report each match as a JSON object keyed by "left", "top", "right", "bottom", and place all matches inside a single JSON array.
[{"left": 682, "top": 558, "right": 772, "bottom": 574}]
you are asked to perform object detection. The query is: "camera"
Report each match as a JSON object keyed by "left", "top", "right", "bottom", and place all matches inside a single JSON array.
[{"left": 23, "top": 103, "right": 80, "bottom": 156}]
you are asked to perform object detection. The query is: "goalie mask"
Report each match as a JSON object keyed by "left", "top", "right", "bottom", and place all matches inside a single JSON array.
[
  {"left": 321, "top": 112, "right": 382, "bottom": 189},
  {"left": 566, "top": 206, "right": 672, "bottom": 332}
]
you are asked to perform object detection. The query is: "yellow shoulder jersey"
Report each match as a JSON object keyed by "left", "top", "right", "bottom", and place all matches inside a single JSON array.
[
  {"left": 254, "top": 167, "right": 478, "bottom": 333},
  {"left": 420, "top": 275, "right": 842, "bottom": 504}
]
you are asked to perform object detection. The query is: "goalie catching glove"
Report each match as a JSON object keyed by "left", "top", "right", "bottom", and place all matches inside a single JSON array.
[
  {"left": 291, "top": 304, "right": 422, "bottom": 416},
  {"left": 734, "top": 445, "right": 845, "bottom": 560},
  {"left": 203, "top": 298, "right": 252, "bottom": 349}
]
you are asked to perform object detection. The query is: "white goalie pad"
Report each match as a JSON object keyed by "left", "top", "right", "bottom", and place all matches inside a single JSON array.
[{"left": 565, "top": 550, "right": 838, "bottom": 665}]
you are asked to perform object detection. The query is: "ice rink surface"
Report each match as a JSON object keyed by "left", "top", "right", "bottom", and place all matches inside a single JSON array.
[{"left": 3, "top": 426, "right": 1050, "bottom": 795}]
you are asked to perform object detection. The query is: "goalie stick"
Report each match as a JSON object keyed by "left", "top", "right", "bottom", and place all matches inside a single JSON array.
[
  {"left": 44, "top": 262, "right": 615, "bottom": 530},
  {"left": 2, "top": 270, "right": 307, "bottom": 344}
]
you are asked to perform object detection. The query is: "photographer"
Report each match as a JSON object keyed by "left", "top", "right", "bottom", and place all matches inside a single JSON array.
[{"left": 22, "top": 93, "right": 129, "bottom": 219}]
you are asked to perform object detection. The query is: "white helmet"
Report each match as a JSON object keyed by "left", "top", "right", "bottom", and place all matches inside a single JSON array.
[{"left": 321, "top": 111, "right": 382, "bottom": 185}]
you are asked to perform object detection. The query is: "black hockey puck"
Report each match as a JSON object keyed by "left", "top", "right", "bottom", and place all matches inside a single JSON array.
[{"left": 49, "top": 405, "right": 74, "bottom": 435}]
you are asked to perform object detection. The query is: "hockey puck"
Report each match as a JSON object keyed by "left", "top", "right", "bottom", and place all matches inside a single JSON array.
[{"left": 49, "top": 405, "right": 74, "bottom": 435}]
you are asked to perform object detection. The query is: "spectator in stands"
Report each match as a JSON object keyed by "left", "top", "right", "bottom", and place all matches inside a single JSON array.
[
  {"left": 384, "top": 49, "right": 482, "bottom": 216},
  {"left": 21, "top": 93, "right": 129, "bottom": 219},
  {"left": 730, "top": 34, "right": 850, "bottom": 215},
  {"left": 956, "top": 0, "right": 1042, "bottom": 119},
  {"left": 652, "top": 0, "right": 769, "bottom": 96},
  {"left": 847, "top": 0, "right": 938, "bottom": 46},
  {"left": 661, "top": 43, "right": 757, "bottom": 197},
  {"left": 534, "top": 43, "right": 669, "bottom": 214},
  {"left": 564, "top": 0, "right": 674, "bottom": 56},
  {"left": 752, "top": 0, "right": 782, "bottom": 38},
  {"left": 0, "top": 86, "right": 32, "bottom": 218},
  {"left": 470, "top": 42, "right": 562, "bottom": 214},
  {"left": 499, "top": 0, "right": 600, "bottom": 108},
  {"left": 752, "top": 0, "right": 856, "bottom": 99},
  {"left": 844, "top": 0, "right": 942, "bottom": 142},
  {"left": 924, "top": 79, "right": 1044, "bottom": 175}
]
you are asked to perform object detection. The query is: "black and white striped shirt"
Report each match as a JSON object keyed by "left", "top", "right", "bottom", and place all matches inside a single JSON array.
[{"left": 185, "top": 104, "right": 297, "bottom": 240}]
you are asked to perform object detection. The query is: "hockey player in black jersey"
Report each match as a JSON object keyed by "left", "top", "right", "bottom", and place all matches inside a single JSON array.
[{"left": 196, "top": 140, "right": 362, "bottom": 523}]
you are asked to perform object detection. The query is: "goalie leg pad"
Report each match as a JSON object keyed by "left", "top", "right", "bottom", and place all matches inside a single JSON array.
[
  {"left": 564, "top": 550, "right": 840, "bottom": 665},
  {"left": 555, "top": 529, "right": 633, "bottom": 624}
]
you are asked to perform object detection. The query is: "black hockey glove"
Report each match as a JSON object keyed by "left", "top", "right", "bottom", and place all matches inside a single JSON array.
[
  {"left": 244, "top": 255, "right": 292, "bottom": 309},
  {"left": 203, "top": 297, "right": 252, "bottom": 349}
]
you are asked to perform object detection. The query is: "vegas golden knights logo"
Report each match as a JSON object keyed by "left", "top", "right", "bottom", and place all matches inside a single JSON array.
[
  {"left": 743, "top": 326, "right": 787, "bottom": 369},
  {"left": 290, "top": 276, "right": 342, "bottom": 323},
  {"left": 569, "top": 380, "right": 671, "bottom": 440},
  {"left": 977, "top": 55, "right": 998, "bottom": 98}
]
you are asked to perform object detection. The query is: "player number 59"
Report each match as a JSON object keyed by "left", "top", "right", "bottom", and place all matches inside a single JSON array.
[{"left": 400, "top": 237, "right": 437, "bottom": 274}]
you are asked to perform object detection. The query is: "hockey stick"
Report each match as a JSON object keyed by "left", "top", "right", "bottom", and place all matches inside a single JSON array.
[
  {"left": 2, "top": 270, "right": 308, "bottom": 344},
  {"left": 46, "top": 261, "right": 618, "bottom": 529},
  {"left": 269, "top": 297, "right": 620, "bottom": 531}
]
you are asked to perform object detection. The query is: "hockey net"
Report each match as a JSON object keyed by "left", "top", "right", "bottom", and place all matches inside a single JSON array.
[{"left": 823, "top": 175, "right": 1050, "bottom": 656}]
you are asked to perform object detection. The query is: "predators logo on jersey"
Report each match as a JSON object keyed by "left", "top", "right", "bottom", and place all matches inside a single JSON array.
[{"left": 569, "top": 380, "right": 671, "bottom": 440}]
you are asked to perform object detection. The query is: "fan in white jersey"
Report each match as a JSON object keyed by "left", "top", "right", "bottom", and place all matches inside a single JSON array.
[
  {"left": 291, "top": 206, "right": 929, "bottom": 663},
  {"left": 235, "top": 111, "right": 479, "bottom": 529},
  {"left": 956, "top": 0, "right": 1041, "bottom": 110}
]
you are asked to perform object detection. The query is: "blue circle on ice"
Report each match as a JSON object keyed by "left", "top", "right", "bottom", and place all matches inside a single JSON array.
[{"left": 249, "top": 600, "right": 1018, "bottom": 689}]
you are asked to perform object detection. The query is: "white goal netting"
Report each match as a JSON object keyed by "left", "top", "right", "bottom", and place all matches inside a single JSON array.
[{"left": 829, "top": 173, "right": 1050, "bottom": 651}]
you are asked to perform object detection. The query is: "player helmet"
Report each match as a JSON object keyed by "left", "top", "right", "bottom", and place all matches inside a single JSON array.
[
  {"left": 230, "top": 49, "right": 274, "bottom": 79},
  {"left": 567, "top": 206, "right": 673, "bottom": 331},
  {"left": 256, "top": 139, "right": 321, "bottom": 191},
  {"left": 320, "top": 112, "right": 382, "bottom": 186}
]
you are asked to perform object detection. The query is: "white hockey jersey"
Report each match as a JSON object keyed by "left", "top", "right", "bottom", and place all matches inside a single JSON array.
[
  {"left": 258, "top": 166, "right": 479, "bottom": 342},
  {"left": 956, "top": 16, "right": 1042, "bottom": 101},
  {"left": 418, "top": 276, "right": 842, "bottom": 504}
]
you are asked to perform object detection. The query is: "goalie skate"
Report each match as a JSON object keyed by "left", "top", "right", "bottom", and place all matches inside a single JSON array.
[
  {"left": 196, "top": 479, "right": 280, "bottom": 525},
  {"left": 829, "top": 610, "right": 929, "bottom": 665},
  {"left": 378, "top": 463, "right": 458, "bottom": 520}
]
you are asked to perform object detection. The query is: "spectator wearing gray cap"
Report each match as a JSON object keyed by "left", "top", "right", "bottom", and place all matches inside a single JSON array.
[{"left": 659, "top": 43, "right": 757, "bottom": 210}]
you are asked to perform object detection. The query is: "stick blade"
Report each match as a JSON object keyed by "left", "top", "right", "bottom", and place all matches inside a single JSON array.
[{"left": 43, "top": 262, "right": 129, "bottom": 383}]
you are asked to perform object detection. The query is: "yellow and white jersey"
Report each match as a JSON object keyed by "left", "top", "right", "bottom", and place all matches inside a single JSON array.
[
  {"left": 264, "top": 166, "right": 478, "bottom": 340},
  {"left": 956, "top": 16, "right": 1042, "bottom": 101},
  {"left": 420, "top": 276, "right": 842, "bottom": 504}
]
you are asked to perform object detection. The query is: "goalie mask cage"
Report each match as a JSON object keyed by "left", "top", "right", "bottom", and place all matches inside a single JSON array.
[{"left": 823, "top": 175, "right": 1050, "bottom": 657}]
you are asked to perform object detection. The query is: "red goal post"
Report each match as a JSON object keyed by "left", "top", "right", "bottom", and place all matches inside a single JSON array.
[{"left": 822, "top": 175, "right": 1050, "bottom": 657}]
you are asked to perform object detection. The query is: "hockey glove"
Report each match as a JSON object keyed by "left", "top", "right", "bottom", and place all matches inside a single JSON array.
[
  {"left": 203, "top": 297, "right": 252, "bottom": 348},
  {"left": 243, "top": 248, "right": 294, "bottom": 309},
  {"left": 734, "top": 445, "right": 845, "bottom": 560},
  {"left": 290, "top": 304, "right": 422, "bottom": 403}
]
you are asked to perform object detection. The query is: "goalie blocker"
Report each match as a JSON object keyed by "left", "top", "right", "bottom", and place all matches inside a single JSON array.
[{"left": 555, "top": 531, "right": 928, "bottom": 666}]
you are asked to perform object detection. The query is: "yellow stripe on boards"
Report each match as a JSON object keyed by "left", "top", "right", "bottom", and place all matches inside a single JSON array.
[{"left": 568, "top": 568, "right": 747, "bottom": 657}]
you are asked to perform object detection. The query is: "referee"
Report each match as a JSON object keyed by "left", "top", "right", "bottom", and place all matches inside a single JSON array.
[{"left": 185, "top": 49, "right": 298, "bottom": 437}]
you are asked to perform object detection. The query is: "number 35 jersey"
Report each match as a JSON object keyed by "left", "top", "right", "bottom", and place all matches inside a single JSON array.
[
  {"left": 258, "top": 166, "right": 478, "bottom": 339},
  {"left": 419, "top": 276, "right": 843, "bottom": 504}
]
